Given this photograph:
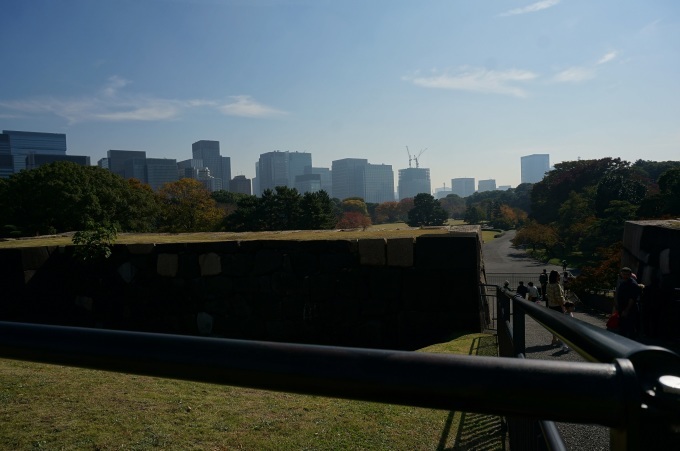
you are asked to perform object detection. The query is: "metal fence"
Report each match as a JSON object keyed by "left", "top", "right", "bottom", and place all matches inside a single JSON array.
[
  {"left": 496, "top": 289, "right": 680, "bottom": 450},
  {"left": 2, "top": 311, "right": 680, "bottom": 450}
]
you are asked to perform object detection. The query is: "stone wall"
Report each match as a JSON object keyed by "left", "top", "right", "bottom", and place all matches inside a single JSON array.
[
  {"left": 622, "top": 220, "right": 680, "bottom": 340},
  {"left": 0, "top": 229, "right": 485, "bottom": 350}
]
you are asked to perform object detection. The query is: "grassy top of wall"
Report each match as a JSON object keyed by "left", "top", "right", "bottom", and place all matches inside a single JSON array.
[
  {"left": 0, "top": 218, "right": 496, "bottom": 249},
  {"left": 0, "top": 227, "right": 464, "bottom": 249}
]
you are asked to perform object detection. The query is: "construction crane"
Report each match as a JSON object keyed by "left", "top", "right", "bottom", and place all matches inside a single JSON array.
[
  {"left": 405, "top": 146, "right": 413, "bottom": 168},
  {"left": 413, "top": 148, "right": 427, "bottom": 168}
]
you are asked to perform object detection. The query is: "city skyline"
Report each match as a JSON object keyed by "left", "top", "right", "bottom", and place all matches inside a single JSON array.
[{"left": 1, "top": 1, "right": 678, "bottom": 189}]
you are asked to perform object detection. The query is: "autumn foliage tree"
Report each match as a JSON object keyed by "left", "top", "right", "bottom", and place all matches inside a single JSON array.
[
  {"left": 336, "top": 211, "right": 372, "bottom": 229},
  {"left": 157, "top": 178, "right": 223, "bottom": 232}
]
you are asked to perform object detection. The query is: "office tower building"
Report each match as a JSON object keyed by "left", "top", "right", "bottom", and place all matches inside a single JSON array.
[
  {"left": 478, "top": 179, "right": 497, "bottom": 193},
  {"left": 521, "top": 154, "right": 550, "bottom": 184},
  {"left": 177, "top": 158, "right": 204, "bottom": 179},
  {"left": 257, "top": 151, "right": 289, "bottom": 194},
  {"left": 451, "top": 178, "right": 476, "bottom": 198},
  {"left": 25, "top": 154, "right": 90, "bottom": 170},
  {"left": 107, "top": 150, "right": 147, "bottom": 178},
  {"left": 305, "top": 166, "right": 332, "bottom": 194},
  {"left": 192, "top": 140, "right": 231, "bottom": 190},
  {"left": 398, "top": 167, "right": 431, "bottom": 200},
  {"left": 498, "top": 185, "right": 511, "bottom": 191},
  {"left": 294, "top": 173, "right": 321, "bottom": 194},
  {"left": 256, "top": 150, "right": 312, "bottom": 195},
  {"left": 0, "top": 133, "right": 14, "bottom": 178},
  {"left": 124, "top": 158, "right": 147, "bottom": 182},
  {"left": 1, "top": 130, "right": 70, "bottom": 175},
  {"left": 331, "top": 158, "right": 368, "bottom": 200},
  {"left": 145, "top": 158, "right": 179, "bottom": 191},
  {"left": 230, "top": 175, "right": 252, "bottom": 195},
  {"left": 287, "top": 151, "right": 312, "bottom": 186},
  {"left": 364, "top": 164, "right": 395, "bottom": 203},
  {"left": 331, "top": 158, "right": 394, "bottom": 203}
]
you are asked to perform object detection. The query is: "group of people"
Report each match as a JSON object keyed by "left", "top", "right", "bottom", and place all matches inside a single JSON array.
[
  {"left": 502, "top": 265, "right": 643, "bottom": 343},
  {"left": 502, "top": 268, "right": 574, "bottom": 352}
]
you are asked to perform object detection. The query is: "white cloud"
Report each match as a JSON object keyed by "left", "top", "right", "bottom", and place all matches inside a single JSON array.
[
  {"left": 101, "top": 75, "right": 130, "bottom": 97},
  {"left": 218, "top": 95, "right": 288, "bottom": 117},
  {"left": 553, "top": 67, "right": 595, "bottom": 83},
  {"left": 0, "top": 78, "right": 285, "bottom": 123},
  {"left": 499, "top": 0, "right": 560, "bottom": 17},
  {"left": 406, "top": 67, "right": 538, "bottom": 98},
  {"left": 597, "top": 51, "right": 618, "bottom": 65}
]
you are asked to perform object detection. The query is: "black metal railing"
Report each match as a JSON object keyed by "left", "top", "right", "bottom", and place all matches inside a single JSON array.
[
  {"left": 496, "top": 289, "right": 680, "bottom": 450},
  {"left": 2, "top": 316, "right": 679, "bottom": 450}
]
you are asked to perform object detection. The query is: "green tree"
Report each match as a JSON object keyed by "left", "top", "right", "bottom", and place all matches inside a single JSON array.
[
  {"left": 594, "top": 170, "right": 646, "bottom": 216},
  {"left": 406, "top": 193, "right": 448, "bottom": 227},
  {"left": 0, "top": 162, "right": 160, "bottom": 236},
  {"left": 299, "top": 190, "right": 336, "bottom": 229},
  {"left": 463, "top": 205, "right": 485, "bottom": 224},
  {"left": 257, "top": 187, "right": 302, "bottom": 230},
  {"left": 157, "top": 178, "right": 223, "bottom": 232},
  {"left": 531, "top": 158, "right": 627, "bottom": 224},
  {"left": 438, "top": 194, "right": 466, "bottom": 219}
]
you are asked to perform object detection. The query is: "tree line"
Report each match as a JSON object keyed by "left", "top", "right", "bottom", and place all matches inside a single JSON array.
[
  {"left": 512, "top": 158, "right": 680, "bottom": 291},
  {"left": 0, "top": 162, "right": 455, "bottom": 238}
]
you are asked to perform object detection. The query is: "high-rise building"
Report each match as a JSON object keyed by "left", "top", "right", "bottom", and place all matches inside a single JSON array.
[
  {"left": 0, "top": 134, "right": 12, "bottom": 178},
  {"left": 107, "top": 150, "right": 147, "bottom": 178},
  {"left": 398, "top": 167, "right": 431, "bottom": 200},
  {"left": 478, "top": 179, "right": 497, "bottom": 192},
  {"left": 305, "top": 166, "right": 332, "bottom": 194},
  {"left": 287, "top": 151, "right": 312, "bottom": 187},
  {"left": 25, "top": 154, "right": 90, "bottom": 170},
  {"left": 257, "top": 151, "right": 290, "bottom": 195},
  {"left": 332, "top": 158, "right": 368, "bottom": 200},
  {"left": 192, "top": 140, "right": 231, "bottom": 190},
  {"left": 255, "top": 150, "right": 312, "bottom": 195},
  {"left": 177, "top": 158, "right": 204, "bottom": 179},
  {"left": 294, "top": 173, "right": 322, "bottom": 194},
  {"left": 521, "top": 154, "right": 550, "bottom": 184},
  {"left": 364, "top": 164, "right": 395, "bottom": 203},
  {"left": 451, "top": 178, "right": 475, "bottom": 198},
  {"left": 145, "top": 158, "right": 179, "bottom": 191},
  {"left": 1, "top": 130, "right": 69, "bottom": 175},
  {"left": 331, "top": 158, "right": 394, "bottom": 203},
  {"left": 229, "top": 175, "right": 252, "bottom": 195}
]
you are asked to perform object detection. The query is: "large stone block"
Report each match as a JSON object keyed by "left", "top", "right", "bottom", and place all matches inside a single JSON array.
[
  {"left": 157, "top": 253, "right": 178, "bottom": 277},
  {"left": 199, "top": 252, "right": 221, "bottom": 276},
  {"left": 21, "top": 247, "right": 50, "bottom": 270},
  {"left": 386, "top": 238, "right": 414, "bottom": 267},
  {"left": 358, "top": 239, "right": 386, "bottom": 266},
  {"left": 127, "top": 244, "right": 155, "bottom": 255},
  {"left": 415, "top": 234, "right": 481, "bottom": 270}
]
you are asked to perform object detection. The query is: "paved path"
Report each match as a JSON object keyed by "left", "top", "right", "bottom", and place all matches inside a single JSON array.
[{"left": 483, "top": 231, "right": 610, "bottom": 450}]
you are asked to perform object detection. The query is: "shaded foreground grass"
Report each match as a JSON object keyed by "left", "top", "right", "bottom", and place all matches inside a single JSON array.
[{"left": 0, "top": 333, "right": 503, "bottom": 450}]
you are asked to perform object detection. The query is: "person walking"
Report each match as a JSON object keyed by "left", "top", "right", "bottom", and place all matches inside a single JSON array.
[
  {"left": 527, "top": 281, "right": 540, "bottom": 303},
  {"left": 546, "top": 270, "right": 569, "bottom": 351},
  {"left": 616, "top": 267, "right": 641, "bottom": 338}
]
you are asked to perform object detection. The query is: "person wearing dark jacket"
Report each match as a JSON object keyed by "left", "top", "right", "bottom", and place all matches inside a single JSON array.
[{"left": 516, "top": 281, "right": 529, "bottom": 299}]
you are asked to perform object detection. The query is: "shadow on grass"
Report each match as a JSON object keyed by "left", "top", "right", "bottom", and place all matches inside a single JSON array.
[{"left": 436, "top": 335, "right": 507, "bottom": 450}]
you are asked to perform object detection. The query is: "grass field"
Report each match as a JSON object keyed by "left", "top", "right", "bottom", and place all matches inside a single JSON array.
[{"left": 0, "top": 333, "right": 503, "bottom": 450}]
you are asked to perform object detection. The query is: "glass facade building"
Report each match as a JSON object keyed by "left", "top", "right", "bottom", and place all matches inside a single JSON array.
[
  {"left": 451, "top": 178, "right": 476, "bottom": 198},
  {"left": 521, "top": 154, "right": 550, "bottom": 184},
  {"left": 398, "top": 167, "right": 431, "bottom": 200}
]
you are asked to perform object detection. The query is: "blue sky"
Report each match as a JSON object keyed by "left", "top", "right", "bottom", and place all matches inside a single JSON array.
[{"left": 1, "top": 0, "right": 678, "bottom": 190}]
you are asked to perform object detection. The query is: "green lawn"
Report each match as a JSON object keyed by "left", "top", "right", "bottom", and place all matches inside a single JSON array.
[{"left": 0, "top": 333, "right": 503, "bottom": 450}]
